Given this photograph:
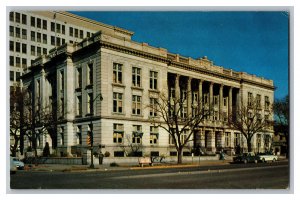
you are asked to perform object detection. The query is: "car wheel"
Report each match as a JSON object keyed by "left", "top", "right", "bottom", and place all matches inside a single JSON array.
[{"left": 244, "top": 159, "right": 248, "bottom": 164}]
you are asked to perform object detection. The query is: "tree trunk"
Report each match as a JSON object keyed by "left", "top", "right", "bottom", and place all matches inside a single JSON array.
[
  {"left": 247, "top": 139, "right": 252, "bottom": 152},
  {"left": 177, "top": 148, "right": 183, "bottom": 164}
]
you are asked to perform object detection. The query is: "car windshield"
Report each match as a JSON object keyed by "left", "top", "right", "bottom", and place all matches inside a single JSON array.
[{"left": 12, "top": 158, "right": 19, "bottom": 161}]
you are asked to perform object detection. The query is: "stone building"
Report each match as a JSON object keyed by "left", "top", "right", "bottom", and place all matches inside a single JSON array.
[{"left": 20, "top": 13, "right": 275, "bottom": 158}]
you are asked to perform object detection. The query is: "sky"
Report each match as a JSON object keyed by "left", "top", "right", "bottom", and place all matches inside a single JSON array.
[{"left": 71, "top": 11, "right": 289, "bottom": 100}]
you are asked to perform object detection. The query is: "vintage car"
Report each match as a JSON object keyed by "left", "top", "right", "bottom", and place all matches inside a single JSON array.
[
  {"left": 257, "top": 153, "right": 278, "bottom": 163},
  {"left": 10, "top": 157, "right": 25, "bottom": 170},
  {"left": 233, "top": 152, "right": 259, "bottom": 164}
]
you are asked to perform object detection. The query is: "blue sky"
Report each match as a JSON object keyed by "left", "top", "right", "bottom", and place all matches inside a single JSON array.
[{"left": 71, "top": 11, "right": 289, "bottom": 100}]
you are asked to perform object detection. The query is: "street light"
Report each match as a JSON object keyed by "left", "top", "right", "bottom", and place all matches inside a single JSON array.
[{"left": 87, "top": 92, "right": 103, "bottom": 169}]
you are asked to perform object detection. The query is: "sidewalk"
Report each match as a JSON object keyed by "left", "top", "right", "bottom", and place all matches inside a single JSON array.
[{"left": 24, "top": 159, "right": 233, "bottom": 172}]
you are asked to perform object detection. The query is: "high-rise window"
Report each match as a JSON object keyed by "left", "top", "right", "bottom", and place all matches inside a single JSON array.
[
  {"left": 15, "top": 27, "right": 20, "bottom": 38},
  {"left": 37, "top": 18, "right": 41, "bottom": 28},
  {"left": 149, "top": 71, "right": 158, "bottom": 90},
  {"left": 9, "top": 12, "right": 14, "bottom": 22},
  {"left": 43, "top": 34, "right": 47, "bottom": 44},
  {"left": 37, "top": 32, "right": 41, "bottom": 43},
  {"left": 22, "top": 58, "right": 27, "bottom": 68},
  {"left": 113, "top": 63, "right": 122, "bottom": 84},
  {"left": 30, "top": 16, "right": 35, "bottom": 27},
  {"left": 22, "top": 29, "right": 27, "bottom": 39},
  {"left": 9, "top": 41, "right": 14, "bottom": 51},
  {"left": 15, "top": 57, "right": 20, "bottom": 68},
  {"left": 132, "top": 67, "right": 141, "bottom": 87},
  {"left": 150, "top": 126, "right": 159, "bottom": 144},
  {"left": 87, "top": 93, "right": 94, "bottom": 114},
  {"left": 113, "top": 124, "right": 124, "bottom": 143},
  {"left": 15, "top": 42, "right": 20, "bottom": 53},
  {"left": 132, "top": 125, "right": 142, "bottom": 144},
  {"left": 31, "top": 31, "right": 35, "bottom": 41},
  {"left": 113, "top": 92, "right": 123, "bottom": 113},
  {"left": 15, "top": 12, "right": 20, "bottom": 23},
  {"left": 22, "top": 43, "right": 27, "bottom": 54},
  {"left": 80, "top": 30, "right": 83, "bottom": 39},
  {"left": 9, "top": 26, "right": 14, "bottom": 37},
  {"left": 149, "top": 98, "right": 158, "bottom": 117},
  {"left": 56, "top": 23, "right": 61, "bottom": 33},
  {"left": 51, "top": 22, "right": 55, "bottom": 32},
  {"left": 69, "top": 27, "right": 73, "bottom": 37},
  {"left": 51, "top": 36, "right": 55, "bottom": 46},
  {"left": 30, "top": 45, "right": 35, "bottom": 56},
  {"left": 43, "top": 20, "right": 47, "bottom": 30},
  {"left": 22, "top": 14, "right": 27, "bottom": 25},
  {"left": 10, "top": 56, "right": 14, "bottom": 66},
  {"left": 87, "top": 63, "right": 93, "bottom": 85},
  {"left": 132, "top": 95, "right": 141, "bottom": 115}
]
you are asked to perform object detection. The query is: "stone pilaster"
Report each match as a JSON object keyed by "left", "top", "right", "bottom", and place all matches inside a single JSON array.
[
  {"left": 187, "top": 77, "right": 192, "bottom": 117},
  {"left": 175, "top": 74, "right": 180, "bottom": 113},
  {"left": 229, "top": 87, "right": 232, "bottom": 119},
  {"left": 198, "top": 80, "right": 203, "bottom": 109},
  {"left": 209, "top": 82, "right": 214, "bottom": 120},
  {"left": 219, "top": 84, "right": 223, "bottom": 121}
]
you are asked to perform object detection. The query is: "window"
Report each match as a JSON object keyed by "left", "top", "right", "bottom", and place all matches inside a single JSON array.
[
  {"left": 225, "top": 132, "right": 231, "bottom": 147},
  {"left": 22, "top": 58, "right": 27, "bottom": 68},
  {"left": 113, "top": 63, "right": 122, "bottom": 84},
  {"left": 192, "top": 92, "right": 198, "bottom": 105},
  {"left": 75, "top": 28, "right": 78, "bottom": 38},
  {"left": 43, "top": 48, "right": 47, "bottom": 55},
  {"left": 169, "top": 134, "right": 175, "bottom": 145},
  {"left": 149, "top": 71, "right": 158, "bottom": 90},
  {"left": 150, "top": 126, "right": 159, "bottom": 144},
  {"left": 223, "top": 97, "right": 227, "bottom": 107},
  {"left": 9, "top": 12, "right": 14, "bottom": 22},
  {"left": 256, "top": 134, "right": 261, "bottom": 150},
  {"left": 265, "top": 96, "right": 270, "bottom": 110},
  {"left": 9, "top": 41, "right": 14, "bottom": 51},
  {"left": 87, "top": 32, "right": 91, "bottom": 38},
  {"left": 87, "top": 93, "right": 94, "bottom": 114},
  {"left": 15, "top": 12, "right": 20, "bottom": 23},
  {"left": 132, "top": 125, "right": 142, "bottom": 144},
  {"left": 60, "top": 127, "right": 64, "bottom": 146},
  {"left": 256, "top": 94, "right": 261, "bottom": 108},
  {"left": 9, "top": 26, "right": 14, "bottom": 37},
  {"left": 15, "top": 27, "right": 20, "bottom": 38},
  {"left": 80, "top": 30, "right": 83, "bottom": 39},
  {"left": 113, "top": 124, "right": 124, "bottom": 143},
  {"left": 149, "top": 98, "right": 158, "bottom": 117},
  {"left": 248, "top": 92, "right": 253, "bottom": 106},
  {"left": 30, "top": 45, "right": 35, "bottom": 56},
  {"left": 15, "top": 42, "right": 20, "bottom": 53},
  {"left": 62, "top": 25, "right": 65, "bottom": 34},
  {"left": 56, "top": 23, "right": 61, "bottom": 33},
  {"left": 60, "top": 70, "right": 64, "bottom": 91},
  {"left": 56, "top": 37, "right": 61, "bottom": 46},
  {"left": 132, "top": 95, "right": 141, "bottom": 115},
  {"left": 43, "top": 20, "right": 47, "bottom": 30},
  {"left": 37, "top": 18, "right": 41, "bottom": 28},
  {"left": 37, "top": 47, "right": 41, "bottom": 56},
  {"left": 214, "top": 95, "right": 218, "bottom": 106},
  {"left": 76, "top": 126, "right": 82, "bottom": 145},
  {"left": 51, "top": 22, "right": 55, "bottom": 32},
  {"left": 16, "top": 72, "right": 21, "bottom": 82},
  {"left": 113, "top": 92, "right": 123, "bottom": 113},
  {"left": 31, "top": 31, "right": 35, "bottom": 41},
  {"left": 62, "top": 38, "right": 65, "bottom": 45},
  {"left": 31, "top": 16, "right": 35, "bottom": 27},
  {"left": 87, "top": 63, "right": 93, "bottom": 85},
  {"left": 69, "top": 27, "right": 73, "bottom": 36},
  {"left": 10, "top": 56, "right": 14, "bottom": 66},
  {"left": 132, "top": 67, "right": 141, "bottom": 87},
  {"left": 22, "top": 14, "right": 27, "bottom": 24},
  {"left": 10, "top": 71, "right": 14, "bottom": 81},
  {"left": 51, "top": 36, "right": 55, "bottom": 46},
  {"left": 180, "top": 130, "right": 188, "bottom": 145},
  {"left": 180, "top": 106, "right": 187, "bottom": 118},
  {"left": 15, "top": 57, "right": 20, "bottom": 68},
  {"left": 234, "top": 133, "right": 240, "bottom": 147},
  {"left": 37, "top": 33, "right": 41, "bottom": 43},
  {"left": 76, "top": 95, "right": 82, "bottom": 116},
  {"left": 76, "top": 67, "right": 82, "bottom": 88},
  {"left": 22, "top": 29, "right": 27, "bottom": 39},
  {"left": 43, "top": 34, "right": 47, "bottom": 44},
  {"left": 22, "top": 43, "right": 27, "bottom": 54}
]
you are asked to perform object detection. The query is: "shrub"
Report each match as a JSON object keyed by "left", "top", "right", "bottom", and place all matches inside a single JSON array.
[
  {"left": 104, "top": 151, "right": 110, "bottom": 157},
  {"left": 110, "top": 162, "right": 119, "bottom": 167}
]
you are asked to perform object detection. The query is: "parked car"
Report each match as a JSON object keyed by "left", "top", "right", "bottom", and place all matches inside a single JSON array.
[
  {"left": 10, "top": 157, "right": 25, "bottom": 170},
  {"left": 257, "top": 153, "right": 278, "bottom": 163},
  {"left": 10, "top": 157, "right": 17, "bottom": 174},
  {"left": 233, "top": 152, "right": 259, "bottom": 164}
]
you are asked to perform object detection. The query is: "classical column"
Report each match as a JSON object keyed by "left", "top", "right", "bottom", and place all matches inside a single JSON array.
[
  {"left": 40, "top": 68, "right": 46, "bottom": 108},
  {"left": 209, "top": 82, "right": 214, "bottom": 120},
  {"left": 175, "top": 74, "right": 180, "bottom": 114},
  {"left": 219, "top": 84, "right": 223, "bottom": 121},
  {"left": 229, "top": 87, "right": 232, "bottom": 119},
  {"left": 198, "top": 80, "right": 203, "bottom": 109},
  {"left": 187, "top": 77, "right": 192, "bottom": 117},
  {"left": 220, "top": 130, "right": 225, "bottom": 149}
]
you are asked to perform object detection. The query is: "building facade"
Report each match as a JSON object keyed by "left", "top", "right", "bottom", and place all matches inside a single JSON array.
[
  {"left": 9, "top": 11, "right": 133, "bottom": 89},
  {"left": 21, "top": 15, "right": 275, "bottom": 158}
]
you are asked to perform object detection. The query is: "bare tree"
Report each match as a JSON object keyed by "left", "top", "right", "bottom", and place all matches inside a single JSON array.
[
  {"left": 228, "top": 97, "right": 272, "bottom": 153},
  {"left": 148, "top": 91, "right": 211, "bottom": 164},
  {"left": 119, "top": 134, "right": 144, "bottom": 157},
  {"left": 273, "top": 95, "right": 289, "bottom": 158}
]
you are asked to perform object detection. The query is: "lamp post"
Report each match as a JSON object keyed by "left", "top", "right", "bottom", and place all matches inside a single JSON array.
[{"left": 87, "top": 92, "right": 103, "bottom": 169}]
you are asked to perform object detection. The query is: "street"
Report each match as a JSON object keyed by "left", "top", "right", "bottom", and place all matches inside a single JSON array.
[{"left": 10, "top": 161, "right": 289, "bottom": 189}]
